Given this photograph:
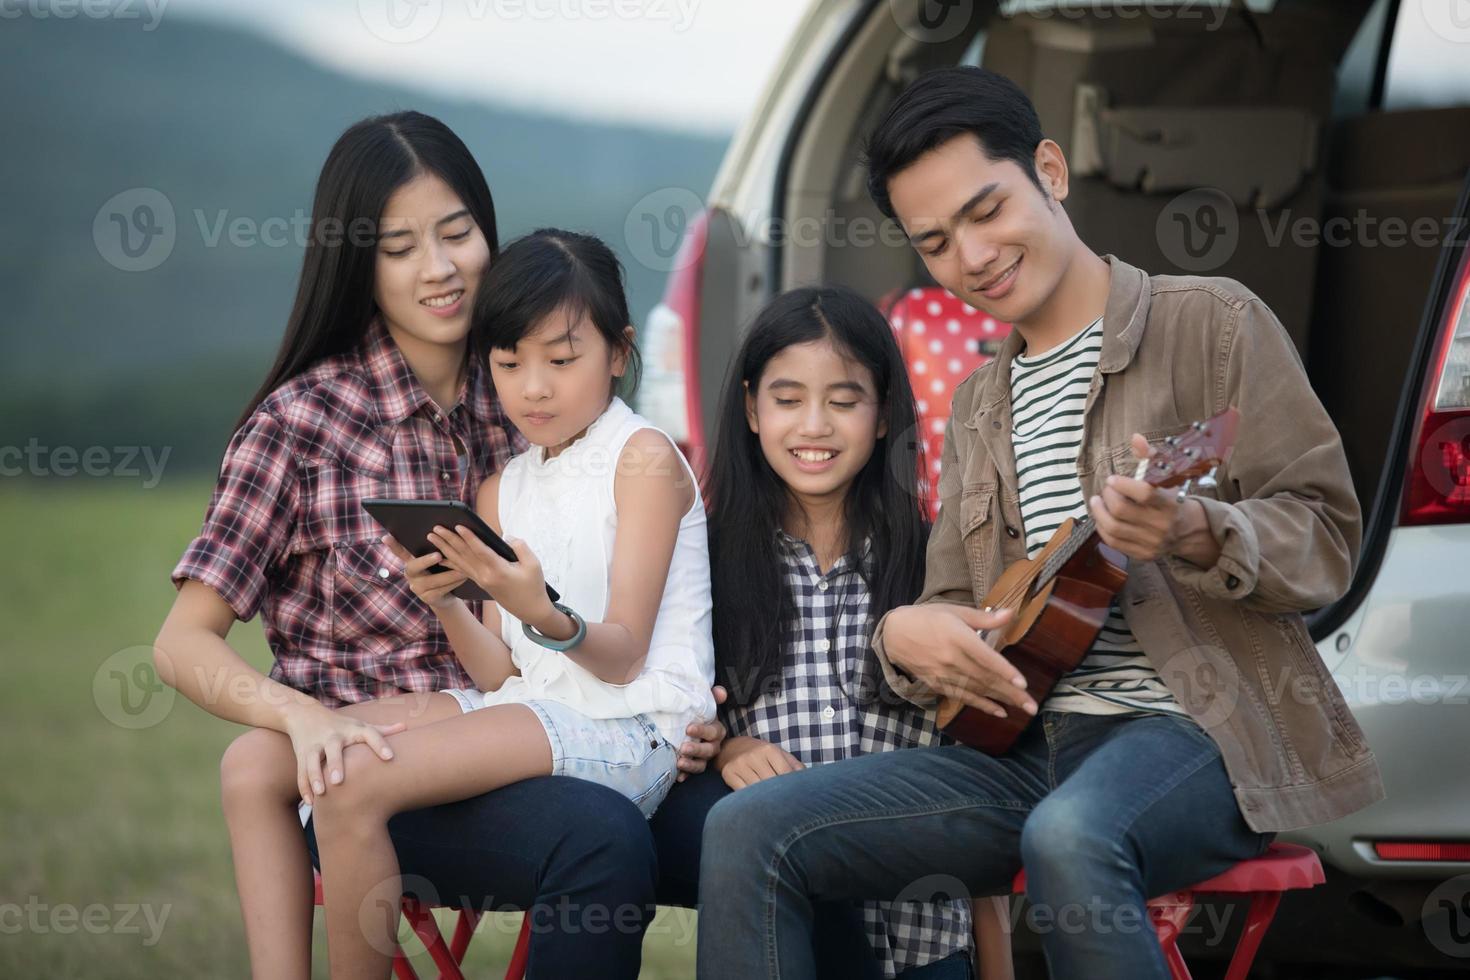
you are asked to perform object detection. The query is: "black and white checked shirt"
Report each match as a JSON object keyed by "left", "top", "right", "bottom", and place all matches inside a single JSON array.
[{"left": 723, "top": 530, "right": 973, "bottom": 978}]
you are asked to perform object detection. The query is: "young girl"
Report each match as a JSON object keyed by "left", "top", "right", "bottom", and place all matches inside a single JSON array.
[{"left": 689, "top": 286, "right": 1011, "bottom": 979}]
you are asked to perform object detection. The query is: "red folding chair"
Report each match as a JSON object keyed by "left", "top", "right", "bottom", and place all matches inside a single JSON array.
[
  {"left": 312, "top": 870, "right": 531, "bottom": 980},
  {"left": 1011, "top": 842, "right": 1326, "bottom": 979}
]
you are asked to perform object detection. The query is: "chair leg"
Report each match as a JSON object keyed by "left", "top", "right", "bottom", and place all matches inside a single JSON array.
[
  {"left": 1161, "top": 934, "right": 1192, "bottom": 980},
  {"left": 400, "top": 899, "right": 465, "bottom": 980},
  {"left": 1148, "top": 893, "right": 1195, "bottom": 980},
  {"left": 392, "top": 945, "right": 420, "bottom": 980},
  {"left": 504, "top": 914, "right": 534, "bottom": 980},
  {"left": 449, "top": 909, "right": 482, "bottom": 963},
  {"left": 1223, "top": 892, "right": 1282, "bottom": 980}
]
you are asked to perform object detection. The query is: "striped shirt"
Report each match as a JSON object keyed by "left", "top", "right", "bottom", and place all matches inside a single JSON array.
[
  {"left": 1009, "top": 318, "right": 1185, "bottom": 717},
  {"left": 723, "top": 531, "right": 972, "bottom": 977}
]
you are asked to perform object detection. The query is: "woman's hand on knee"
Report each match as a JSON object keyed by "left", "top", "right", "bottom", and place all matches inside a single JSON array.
[{"left": 281, "top": 702, "right": 404, "bottom": 805}]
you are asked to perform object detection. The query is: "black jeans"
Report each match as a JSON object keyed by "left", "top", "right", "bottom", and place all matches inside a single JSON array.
[{"left": 305, "top": 775, "right": 657, "bottom": 979}]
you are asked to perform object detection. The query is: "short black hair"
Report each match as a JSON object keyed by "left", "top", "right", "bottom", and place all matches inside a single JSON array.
[
  {"left": 471, "top": 228, "right": 641, "bottom": 400},
  {"left": 863, "top": 66, "right": 1046, "bottom": 220}
]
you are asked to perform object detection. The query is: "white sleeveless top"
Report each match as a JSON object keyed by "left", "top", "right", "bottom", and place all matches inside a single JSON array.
[{"left": 478, "top": 397, "right": 716, "bottom": 746}]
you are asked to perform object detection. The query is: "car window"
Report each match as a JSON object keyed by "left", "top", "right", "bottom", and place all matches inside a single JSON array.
[{"left": 1383, "top": 0, "right": 1470, "bottom": 109}]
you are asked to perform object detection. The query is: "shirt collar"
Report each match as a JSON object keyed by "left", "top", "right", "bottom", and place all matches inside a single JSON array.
[
  {"left": 361, "top": 316, "right": 494, "bottom": 426},
  {"left": 774, "top": 529, "right": 874, "bottom": 575}
]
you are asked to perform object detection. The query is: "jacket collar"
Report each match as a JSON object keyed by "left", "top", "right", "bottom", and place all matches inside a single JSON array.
[{"left": 972, "top": 253, "right": 1151, "bottom": 413}]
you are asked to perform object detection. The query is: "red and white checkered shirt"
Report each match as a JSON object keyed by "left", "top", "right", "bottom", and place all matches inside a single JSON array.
[{"left": 172, "top": 317, "right": 525, "bottom": 706}]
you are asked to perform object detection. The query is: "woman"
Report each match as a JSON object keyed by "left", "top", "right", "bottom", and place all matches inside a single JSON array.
[{"left": 154, "top": 111, "right": 721, "bottom": 979}]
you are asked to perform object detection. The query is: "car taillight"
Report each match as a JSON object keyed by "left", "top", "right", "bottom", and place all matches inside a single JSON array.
[
  {"left": 1373, "top": 841, "right": 1470, "bottom": 862},
  {"left": 1401, "top": 250, "right": 1470, "bottom": 525},
  {"left": 640, "top": 211, "right": 709, "bottom": 473}
]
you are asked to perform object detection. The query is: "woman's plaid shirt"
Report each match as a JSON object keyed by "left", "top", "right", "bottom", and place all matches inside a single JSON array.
[
  {"left": 171, "top": 318, "right": 524, "bottom": 706},
  {"left": 722, "top": 530, "right": 973, "bottom": 978}
]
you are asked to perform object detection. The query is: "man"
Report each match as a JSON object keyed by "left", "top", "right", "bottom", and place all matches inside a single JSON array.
[{"left": 696, "top": 66, "right": 1383, "bottom": 979}]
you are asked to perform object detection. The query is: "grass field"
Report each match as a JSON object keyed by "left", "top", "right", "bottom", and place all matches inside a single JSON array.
[{"left": 0, "top": 479, "right": 699, "bottom": 978}]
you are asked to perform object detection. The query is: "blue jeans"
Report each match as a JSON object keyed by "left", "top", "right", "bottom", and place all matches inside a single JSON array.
[
  {"left": 305, "top": 776, "right": 657, "bottom": 979},
  {"left": 652, "top": 769, "right": 974, "bottom": 980},
  {"left": 697, "top": 710, "right": 1273, "bottom": 980}
]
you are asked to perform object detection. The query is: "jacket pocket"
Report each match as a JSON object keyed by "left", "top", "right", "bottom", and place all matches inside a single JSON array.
[
  {"left": 329, "top": 539, "right": 433, "bottom": 651},
  {"left": 1274, "top": 614, "right": 1368, "bottom": 755},
  {"left": 959, "top": 484, "right": 997, "bottom": 586}
]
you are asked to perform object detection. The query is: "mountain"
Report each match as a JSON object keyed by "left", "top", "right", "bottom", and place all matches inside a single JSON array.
[{"left": 0, "top": 13, "right": 727, "bottom": 472}]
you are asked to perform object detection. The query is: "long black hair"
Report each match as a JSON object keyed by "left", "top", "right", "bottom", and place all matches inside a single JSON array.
[
  {"left": 470, "top": 228, "right": 640, "bottom": 401},
  {"left": 708, "top": 286, "right": 928, "bottom": 707},
  {"left": 235, "top": 110, "right": 499, "bottom": 429}
]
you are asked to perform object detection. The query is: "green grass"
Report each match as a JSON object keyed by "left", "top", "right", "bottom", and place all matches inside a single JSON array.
[{"left": 0, "top": 479, "right": 698, "bottom": 978}]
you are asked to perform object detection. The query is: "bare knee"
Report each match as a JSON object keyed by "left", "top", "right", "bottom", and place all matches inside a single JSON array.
[
  {"left": 220, "top": 728, "right": 295, "bottom": 814},
  {"left": 310, "top": 743, "right": 389, "bottom": 829}
]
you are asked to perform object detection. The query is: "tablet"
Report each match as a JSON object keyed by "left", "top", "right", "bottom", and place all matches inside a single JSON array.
[{"left": 361, "top": 498, "right": 561, "bottom": 605}]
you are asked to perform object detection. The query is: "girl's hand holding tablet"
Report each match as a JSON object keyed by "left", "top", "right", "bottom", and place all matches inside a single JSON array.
[
  {"left": 428, "top": 523, "right": 553, "bottom": 625},
  {"left": 382, "top": 535, "right": 469, "bottom": 610}
]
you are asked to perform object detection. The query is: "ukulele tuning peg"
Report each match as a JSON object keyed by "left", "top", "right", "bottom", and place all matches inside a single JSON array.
[
  {"left": 1197, "top": 467, "right": 1218, "bottom": 491},
  {"left": 1165, "top": 435, "right": 1180, "bottom": 447},
  {"left": 1176, "top": 481, "right": 1192, "bottom": 503},
  {"left": 1191, "top": 420, "right": 1206, "bottom": 431}
]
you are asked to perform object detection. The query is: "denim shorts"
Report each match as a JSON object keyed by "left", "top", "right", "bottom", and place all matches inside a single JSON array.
[{"left": 441, "top": 690, "right": 678, "bottom": 819}]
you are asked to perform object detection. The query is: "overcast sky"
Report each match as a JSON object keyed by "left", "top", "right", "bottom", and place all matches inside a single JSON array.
[{"left": 168, "top": 0, "right": 813, "bottom": 134}]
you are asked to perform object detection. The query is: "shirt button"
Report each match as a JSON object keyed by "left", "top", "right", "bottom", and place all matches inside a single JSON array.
[
  {"left": 821, "top": 705, "right": 836, "bottom": 720},
  {"left": 1226, "top": 574, "right": 1241, "bottom": 590},
  {"left": 818, "top": 581, "right": 829, "bottom": 591},
  {"left": 1005, "top": 525, "right": 1019, "bottom": 539},
  {"left": 817, "top": 640, "right": 831, "bottom": 652},
  {"left": 377, "top": 567, "right": 390, "bottom": 579},
  {"left": 441, "top": 471, "right": 453, "bottom": 482}
]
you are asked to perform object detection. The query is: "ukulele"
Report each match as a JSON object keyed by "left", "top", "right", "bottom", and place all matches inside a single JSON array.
[{"left": 935, "top": 408, "right": 1239, "bottom": 754}]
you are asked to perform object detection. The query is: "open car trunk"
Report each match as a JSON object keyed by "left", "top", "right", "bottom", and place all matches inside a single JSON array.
[{"left": 783, "top": 0, "right": 1470, "bottom": 635}]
